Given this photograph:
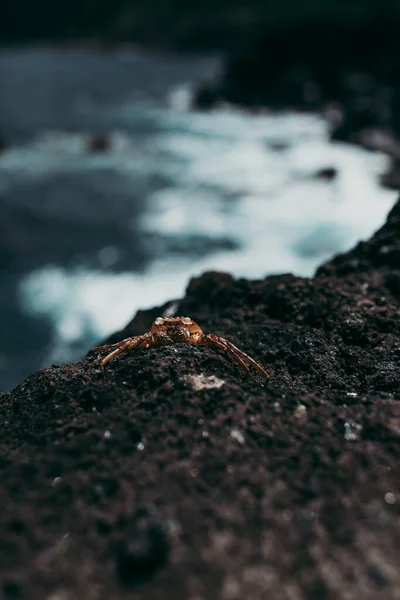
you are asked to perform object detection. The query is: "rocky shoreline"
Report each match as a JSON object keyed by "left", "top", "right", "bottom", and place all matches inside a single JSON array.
[
  {"left": 194, "top": 12, "right": 400, "bottom": 189},
  {"left": 0, "top": 196, "right": 399, "bottom": 598}
]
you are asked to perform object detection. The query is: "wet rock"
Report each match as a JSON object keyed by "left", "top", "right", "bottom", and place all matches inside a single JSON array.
[
  {"left": 381, "top": 160, "right": 400, "bottom": 190},
  {"left": 314, "top": 167, "right": 337, "bottom": 181},
  {"left": 1, "top": 0, "right": 384, "bottom": 50},
  {"left": 86, "top": 132, "right": 111, "bottom": 153},
  {"left": 0, "top": 132, "right": 6, "bottom": 154},
  {"left": 193, "top": 11, "right": 400, "bottom": 165},
  {"left": 194, "top": 83, "right": 221, "bottom": 111}
]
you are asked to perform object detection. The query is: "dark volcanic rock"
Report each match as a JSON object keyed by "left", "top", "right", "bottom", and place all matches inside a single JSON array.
[
  {"left": 86, "top": 132, "right": 111, "bottom": 154},
  {"left": 0, "top": 0, "right": 388, "bottom": 50},
  {"left": 0, "top": 199, "right": 399, "bottom": 598},
  {"left": 194, "top": 11, "right": 400, "bottom": 178},
  {"left": 314, "top": 167, "right": 337, "bottom": 181},
  {"left": 0, "top": 132, "right": 6, "bottom": 154}
]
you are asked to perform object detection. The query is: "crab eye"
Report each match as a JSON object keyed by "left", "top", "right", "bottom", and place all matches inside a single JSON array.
[{"left": 182, "top": 317, "right": 192, "bottom": 325}]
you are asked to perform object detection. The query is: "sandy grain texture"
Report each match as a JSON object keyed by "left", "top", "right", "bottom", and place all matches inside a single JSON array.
[{"left": 0, "top": 199, "right": 399, "bottom": 599}]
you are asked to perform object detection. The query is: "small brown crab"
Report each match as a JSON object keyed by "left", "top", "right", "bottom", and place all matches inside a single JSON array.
[{"left": 93, "top": 316, "right": 269, "bottom": 380}]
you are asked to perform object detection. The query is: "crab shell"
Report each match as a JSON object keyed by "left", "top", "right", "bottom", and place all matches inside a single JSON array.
[{"left": 151, "top": 316, "right": 203, "bottom": 343}]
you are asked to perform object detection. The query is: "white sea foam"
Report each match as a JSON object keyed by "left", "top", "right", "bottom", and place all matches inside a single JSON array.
[{"left": 11, "top": 104, "right": 397, "bottom": 366}]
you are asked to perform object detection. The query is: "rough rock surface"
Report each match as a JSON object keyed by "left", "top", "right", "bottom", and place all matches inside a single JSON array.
[{"left": 0, "top": 199, "right": 399, "bottom": 599}]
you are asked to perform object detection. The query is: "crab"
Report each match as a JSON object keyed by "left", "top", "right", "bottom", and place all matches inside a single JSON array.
[{"left": 93, "top": 316, "right": 269, "bottom": 381}]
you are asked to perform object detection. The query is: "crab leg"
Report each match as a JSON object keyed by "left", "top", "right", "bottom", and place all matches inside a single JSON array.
[
  {"left": 204, "top": 334, "right": 269, "bottom": 380},
  {"left": 97, "top": 333, "right": 153, "bottom": 372},
  {"left": 92, "top": 336, "right": 133, "bottom": 352},
  {"left": 203, "top": 334, "right": 251, "bottom": 375},
  {"left": 226, "top": 341, "right": 270, "bottom": 380},
  {"left": 99, "top": 344, "right": 130, "bottom": 372}
]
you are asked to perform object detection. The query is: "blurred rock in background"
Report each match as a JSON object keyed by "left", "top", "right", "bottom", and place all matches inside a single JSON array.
[{"left": 1, "top": 0, "right": 399, "bottom": 50}]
